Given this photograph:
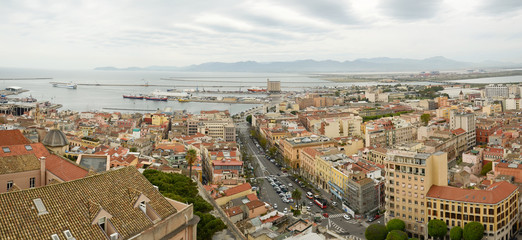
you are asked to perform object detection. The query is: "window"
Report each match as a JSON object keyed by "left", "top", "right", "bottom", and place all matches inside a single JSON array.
[
  {"left": 2, "top": 147, "right": 10, "bottom": 153},
  {"left": 25, "top": 145, "right": 33, "bottom": 151},
  {"left": 7, "top": 181, "right": 13, "bottom": 191},
  {"left": 63, "top": 230, "right": 74, "bottom": 240},
  {"left": 30, "top": 177, "right": 35, "bottom": 188},
  {"left": 98, "top": 217, "right": 106, "bottom": 231},
  {"left": 33, "top": 198, "right": 48, "bottom": 215}
]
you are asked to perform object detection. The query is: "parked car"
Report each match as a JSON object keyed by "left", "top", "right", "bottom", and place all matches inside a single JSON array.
[
  {"left": 274, "top": 204, "right": 277, "bottom": 209},
  {"left": 288, "top": 183, "right": 293, "bottom": 187},
  {"left": 343, "top": 214, "right": 351, "bottom": 221},
  {"left": 322, "top": 213, "right": 329, "bottom": 218},
  {"left": 306, "top": 206, "right": 311, "bottom": 211},
  {"left": 283, "top": 208, "right": 288, "bottom": 214},
  {"left": 332, "top": 201, "right": 337, "bottom": 206}
]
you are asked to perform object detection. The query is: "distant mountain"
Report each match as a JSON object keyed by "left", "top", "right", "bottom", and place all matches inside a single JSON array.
[{"left": 94, "top": 57, "right": 520, "bottom": 72}]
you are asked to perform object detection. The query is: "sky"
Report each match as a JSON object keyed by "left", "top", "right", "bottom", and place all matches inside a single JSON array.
[{"left": 0, "top": 0, "right": 521, "bottom": 69}]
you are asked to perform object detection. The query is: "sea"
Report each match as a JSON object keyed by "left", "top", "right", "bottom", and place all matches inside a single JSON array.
[{"left": 1, "top": 68, "right": 521, "bottom": 114}]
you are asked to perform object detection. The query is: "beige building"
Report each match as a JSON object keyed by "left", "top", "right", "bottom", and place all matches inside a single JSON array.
[
  {"left": 384, "top": 150, "right": 448, "bottom": 238},
  {"left": 281, "top": 136, "right": 335, "bottom": 168},
  {"left": 267, "top": 79, "right": 281, "bottom": 93}
]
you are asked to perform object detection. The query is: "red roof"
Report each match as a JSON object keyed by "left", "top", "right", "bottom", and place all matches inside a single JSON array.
[
  {"left": 224, "top": 206, "right": 243, "bottom": 217},
  {"left": 0, "top": 142, "right": 88, "bottom": 181},
  {"left": 427, "top": 181, "right": 517, "bottom": 204},
  {"left": 223, "top": 183, "right": 252, "bottom": 197},
  {"left": 451, "top": 128, "right": 466, "bottom": 136},
  {"left": 0, "top": 130, "right": 31, "bottom": 145},
  {"left": 246, "top": 199, "right": 265, "bottom": 210},
  {"left": 246, "top": 193, "right": 259, "bottom": 201}
]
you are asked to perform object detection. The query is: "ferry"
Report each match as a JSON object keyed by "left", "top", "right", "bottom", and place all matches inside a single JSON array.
[
  {"left": 122, "top": 95, "right": 144, "bottom": 100},
  {"left": 52, "top": 82, "right": 77, "bottom": 89},
  {"left": 247, "top": 87, "right": 267, "bottom": 92},
  {"left": 144, "top": 96, "right": 168, "bottom": 101}
]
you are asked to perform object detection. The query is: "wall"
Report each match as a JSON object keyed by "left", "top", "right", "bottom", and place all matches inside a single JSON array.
[{"left": 0, "top": 170, "right": 41, "bottom": 193}]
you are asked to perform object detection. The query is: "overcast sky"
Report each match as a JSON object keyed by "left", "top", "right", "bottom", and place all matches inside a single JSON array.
[{"left": 1, "top": 0, "right": 521, "bottom": 69}]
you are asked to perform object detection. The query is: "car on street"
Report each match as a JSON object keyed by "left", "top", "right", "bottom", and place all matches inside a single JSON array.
[
  {"left": 332, "top": 202, "right": 337, "bottom": 206},
  {"left": 283, "top": 208, "right": 288, "bottom": 214},
  {"left": 288, "top": 183, "right": 292, "bottom": 187},
  {"left": 343, "top": 214, "right": 351, "bottom": 221},
  {"left": 274, "top": 204, "right": 277, "bottom": 209},
  {"left": 322, "top": 213, "right": 329, "bottom": 218},
  {"left": 306, "top": 206, "right": 311, "bottom": 211}
]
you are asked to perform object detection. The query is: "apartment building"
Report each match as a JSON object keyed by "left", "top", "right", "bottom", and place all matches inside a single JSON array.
[
  {"left": 384, "top": 150, "right": 448, "bottom": 238},
  {"left": 346, "top": 170, "right": 379, "bottom": 214},
  {"left": 318, "top": 115, "right": 362, "bottom": 138},
  {"left": 476, "top": 120, "right": 500, "bottom": 145},
  {"left": 365, "top": 121, "right": 417, "bottom": 148},
  {"left": 426, "top": 181, "right": 519, "bottom": 240},
  {"left": 280, "top": 136, "right": 334, "bottom": 168},
  {"left": 450, "top": 111, "right": 476, "bottom": 149},
  {"left": 485, "top": 84, "right": 509, "bottom": 99}
]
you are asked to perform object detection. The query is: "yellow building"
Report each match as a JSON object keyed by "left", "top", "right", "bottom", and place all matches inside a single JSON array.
[
  {"left": 426, "top": 181, "right": 519, "bottom": 240},
  {"left": 151, "top": 114, "right": 169, "bottom": 126},
  {"left": 368, "top": 147, "right": 387, "bottom": 165},
  {"left": 435, "top": 105, "right": 459, "bottom": 120},
  {"left": 384, "top": 150, "right": 448, "bottom": 238},
  {"left": 281, "top": 136, "right": 334, "bottom": 168}
]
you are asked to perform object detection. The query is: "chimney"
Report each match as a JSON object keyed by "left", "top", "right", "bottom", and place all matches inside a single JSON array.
[{"left": 39, "top": 157, "right": 46, "bottom": 186}]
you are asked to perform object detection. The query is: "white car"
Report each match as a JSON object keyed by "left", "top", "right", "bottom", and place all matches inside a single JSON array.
[
  {"left": 274, "top": 204, "right": 278, "bottom": 209},
  {"left": 306, "top": 206, "right": 311, "bottom": 211},
  {"left": 343, "top": 214, "right": 351, "bottom": 221},
  {"left": 288, "top": 183, "right": 293, "bottom": 187},
  {"left": 283, "top": 208, "right": 288, "bottom": 214}
]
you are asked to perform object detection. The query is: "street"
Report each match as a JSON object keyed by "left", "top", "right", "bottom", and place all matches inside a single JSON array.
[{"left": 237, "top": 122, "right": 371, "bottom": 239}]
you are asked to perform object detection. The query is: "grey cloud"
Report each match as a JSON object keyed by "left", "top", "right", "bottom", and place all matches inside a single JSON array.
[
  {"left": 479, "top": 0, "right": 522, "bottom": 14},
  {"left": 283, "top": 0, "right": 358, "bottom": 25},
  {"left": 379, "top": 0, "right": 443, "bottom": 20}
]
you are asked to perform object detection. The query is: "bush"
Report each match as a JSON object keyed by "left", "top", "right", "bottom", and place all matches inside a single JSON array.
[
  {"left": 386, "top": 219, "right": 406, "bottom": 232},
  {"left": 386, "top": 230, "right": 408, "bottom": 240},
  {"left": 428, "top": 219, "right": 447, "bottom": 239},
  {"left": 450, "top": 226, "right": 463, "bottom": 240},
  {"left": 463, "top": 222, "right": 484, "bottom": 240},
  {"left": 481, "top": 162, "right": 492, "bottom": 175},
  {"left": 365, "top": 224, "right": 389, "bottom": 240}
]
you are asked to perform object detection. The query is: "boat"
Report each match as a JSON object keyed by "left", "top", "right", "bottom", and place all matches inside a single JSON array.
[
  {"left": 22, "top": 95, "right": 37, "bottom": 103},
  {"left": 52, "top": 82, "right": 77, "bottom": 89},
  {"left": 145, "top": 96, "right": 168, "bottom": 101},
  {"left": 247, "top": 87, "right": 267, "bottom": 92},
  {"left": 123, "top": 95, "right": 144, "bottom": 100},
  {"left": 178, "top": 98, "right": 190, "bottom": 102}
]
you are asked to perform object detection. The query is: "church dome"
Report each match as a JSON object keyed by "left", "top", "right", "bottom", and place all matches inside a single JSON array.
[{"left": 42, "top": 129, "right": 69, "bottom": 147}]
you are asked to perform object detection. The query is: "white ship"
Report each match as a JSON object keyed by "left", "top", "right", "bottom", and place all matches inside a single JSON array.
[{"left": 52, "top": 82, "right": 77, "bottom": 89}]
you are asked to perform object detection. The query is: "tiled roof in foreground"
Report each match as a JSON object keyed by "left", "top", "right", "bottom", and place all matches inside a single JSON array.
[{"left": 0, "top": 167, "right": 177, "bottom": 239}]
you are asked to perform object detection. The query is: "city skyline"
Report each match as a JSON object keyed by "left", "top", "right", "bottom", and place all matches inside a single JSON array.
[{"left": 1, "top": 0, "right": 521, "bottom": 69}]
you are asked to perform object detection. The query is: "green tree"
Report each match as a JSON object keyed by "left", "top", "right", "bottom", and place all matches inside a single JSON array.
[
  {"left": 365, "top": 224, "right": 388, "bottom": 240},
  {"left": 142, "top": 170, "right": 226, "bottom": 240},
  {"left": 420, "top": 113, "right": 431, "bottom": 126},
  {"left": 386, "top": 219, "right": 406, "bottom": 232},
  {"left": 450, "top": 226, "right": 463, "bottom": 240},
  {"left": 291, "top": 111, "right": 298, "bottom": 115},
  {"left": 186, "top": 149, "right": 197, "bottom": 180},
  {"left": 481, "top": 162, "right": 492, "bottom": 175},
  {"left": 463, "top": 222, "right": 484, "bottom": 240},
  {"left": 386, "top": 230, "right": 408, "bottom": 240},
  {"left": 410, "top": 238, "right": 419, "bottom": 240},
  {"left": 268, "top": 146, "right": 278, "bottom": 158},
  {"left": 129, "top": 147, "right": 138, "bottom": 152},
  {"left": 246, "top": 115, "right": 252, "bottom": 124},
  {"left": 291, "top": 188, "right": 302, "bottom": 207},
  {"left": 428, "top": 219, "right": 448, "bottom": 239}
]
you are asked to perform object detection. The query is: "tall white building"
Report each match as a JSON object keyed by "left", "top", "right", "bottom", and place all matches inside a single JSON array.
[
  {"left": 485, "top": 84, "right": 509, "bottom": 98},
  {"left": 449, "top": 111, "right": 476, "bottom": 148}
]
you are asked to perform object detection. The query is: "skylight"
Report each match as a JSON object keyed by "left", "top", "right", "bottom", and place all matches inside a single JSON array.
[
  {"left": 25, "top": 145, "right": 33, "bottom": 151},
  {"left": 33, "top": 198, "right": 48, "bottom": 215},
  {"left": 2, "top": 147, "right": 10, "bottom": 153}
]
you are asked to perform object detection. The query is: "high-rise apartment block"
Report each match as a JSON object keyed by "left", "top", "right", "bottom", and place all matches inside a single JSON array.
[
  {"left": 485, "top": 84, "right": 509, "bottom": 99},
  {"left": 384, "top": 150, "right": 448, "bottom": 239}
]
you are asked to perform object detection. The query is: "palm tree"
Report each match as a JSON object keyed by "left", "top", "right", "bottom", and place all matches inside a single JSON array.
[
  {"left": 186, "top": 149, "right": 197, "bottom": 180},
  {"left": 291, "top": 189, "right": 302, "bottom": 208}
]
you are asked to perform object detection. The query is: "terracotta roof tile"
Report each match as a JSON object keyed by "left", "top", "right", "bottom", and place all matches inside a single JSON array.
[
  {"left": 427, "top": 181, "right": 517, "bottom": 204},
  {"left": 0, "top": 167, "right": 177, "bottom": 239},
  {"left": 0, "top": 154, "right": 40, "bottom": 174},
  {"left": 246, "top": 199, "right": 265, "bottom": 210},
  {"left": 224, "top": 183, "right": 252, "bottom": 197},
  {"left": 0, "top": 130, "right": 31, "bottom": 145},
  {"left": 224, "top": 206, "right": 243, "bottom": 217}
]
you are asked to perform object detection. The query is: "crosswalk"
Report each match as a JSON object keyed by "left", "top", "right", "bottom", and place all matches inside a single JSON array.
[
  {"left": 320, "top": 213, "right": 345, "bottom": 220},
  {"left": 329, "top": 220, "right": 349, "bottom": 234}
]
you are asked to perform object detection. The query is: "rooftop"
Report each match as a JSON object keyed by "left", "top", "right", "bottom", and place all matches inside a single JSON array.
[
  {"left": 427, "top": 181, "right": 517, "bottom": 204},
  {"left": 0, "top": 167, "right": 177, "bottom": 239},
  {"left": 0, "top": 130, "right": 31, "bottom": 146}
]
